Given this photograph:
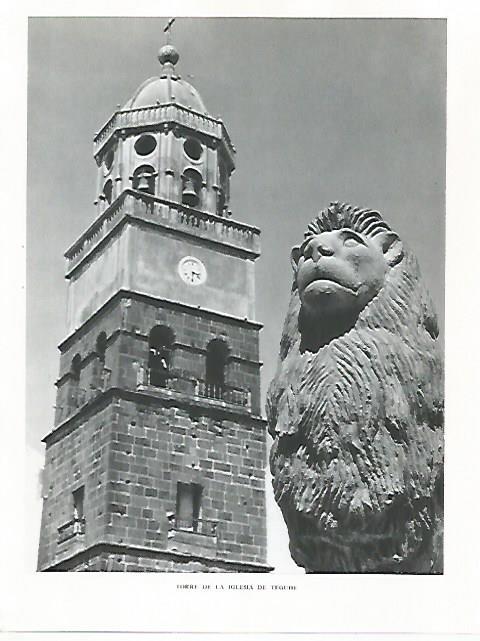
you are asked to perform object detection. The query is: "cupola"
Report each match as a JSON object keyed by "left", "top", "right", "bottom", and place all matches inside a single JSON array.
[
  {"left": 125, "top": 44, "right": 208, "bottom": 113},
  {"left": 93, "top": 39, "right": 235, "bottom": 218}
]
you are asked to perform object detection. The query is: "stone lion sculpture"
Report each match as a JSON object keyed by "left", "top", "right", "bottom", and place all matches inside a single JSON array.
[{"left": 266, "top": 201, "right": 443, "bottom": 573}]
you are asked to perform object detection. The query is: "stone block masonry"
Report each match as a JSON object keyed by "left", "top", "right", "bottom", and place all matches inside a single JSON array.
[
  {"left": 38, "top": 388, "right": 269, "bottom": 571},
  {"left": 54, "top": 292, "right": 263, "bottom": 427},
  {"left": 39, "top": 291, "right": 269, "bottom": 572},
  {"left": 37, "top": 404, "right": 112, "bottom": 570}
]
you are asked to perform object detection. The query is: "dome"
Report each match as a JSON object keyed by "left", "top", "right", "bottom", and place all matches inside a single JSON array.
[
  {"left": 124, "top": 44, "right": 207, "bottom": 114},
  {"left": 125, "top": 75, "right": 207, "bottom": 113}
]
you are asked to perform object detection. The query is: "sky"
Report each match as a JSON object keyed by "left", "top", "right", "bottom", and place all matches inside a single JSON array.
[{"left": 26, "top": 17, "right": 446, "bottom": 573}]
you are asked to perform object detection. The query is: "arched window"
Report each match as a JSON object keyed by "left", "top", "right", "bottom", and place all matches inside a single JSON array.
[
  {"left": 205, "top": 339, "right": 229, "bottom": 399},
  {"left": 96, "top": 332, "right": 107, "bottom": 364},
  {"left": 103, "top": 179, "right": 113, "bottom": 204},
  {"left": 69, "top": 354, "right": 82, "bottom": 409},
  {"left": 132, "top": 165, "right": 155, "bottom": 195},
  {"left": 181, "top": 168, "right": 202, "bottom": 208},
  {"left": 104, "top": 149, "right": 114, "bottom": 172},
  {"left": 217, "top": 189, "right": 226, "bottom": 216},
  {"left": 217, "top": 164, "right": 228, "bottom": 216},
  {"left": 148, "top": 325, "right": 175, "bottom": 387},
  {"left": 70, "top": 354, "right": 81, "bottom": 382}
]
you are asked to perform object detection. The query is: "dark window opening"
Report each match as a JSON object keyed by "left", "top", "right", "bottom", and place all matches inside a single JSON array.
[
  {"left": 148, "top": 325, "right": 174, "bottom": 387},
  {"left": 70, "top": 354, "right": 81, "bottom": 382},
  {"left": 57, "top": 487, "right": 86, "bottom": 543},
  {"left": 104, "top": 149, "right": 114, "bottom": 171},
  {"left": 217, "top": 189, "right": 226, "bottom": 216},
  {"left": 68, "top": 354, "right": 82, "bottom": 410},
  {"left": 103, "top": 179, "right": 113, "bottom": 204},
  {"left": 72, "top": 486, "right": 85, "bottom": 535},
  {"left": 205, "top": 338, "right": 229, "bottom": 399},
  {"left": 135, "top": 134, "right": 157, "bottom": 156},
  {"left": 183, "top": 137, "right": 203, "bottom": 161},
  {"left": 181, "top": 168, "right": 202, "bottom": 208},
  {"left": 96, "top": 332, "right": 107, "bottom": 364},
  {"left": 176, "top": 482, "right": 202, "bottom": 532},
  {"left": 132, "top": 164, "right": 155, "bottom": 194},
  {"left": 217, "top": 164, "right": 229, "bottom": 215},
  {"left": 73, "top": 486, "right": 84, "bottom": 521}
]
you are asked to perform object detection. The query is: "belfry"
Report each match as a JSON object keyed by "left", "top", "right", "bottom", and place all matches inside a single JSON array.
[{"left": 37, "top": 32, "right": 271, "bottom": 572}]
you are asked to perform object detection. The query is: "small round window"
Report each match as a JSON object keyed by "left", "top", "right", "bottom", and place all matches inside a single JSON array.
[
  {"left": 104, "top": 149, "right": 114, "bottom": 171},
  {"left": 184, "top": 138, "right": 203, "bottom": 161},
  {"left": 135, "top": 134, "right": 157, "bottom": 156}
]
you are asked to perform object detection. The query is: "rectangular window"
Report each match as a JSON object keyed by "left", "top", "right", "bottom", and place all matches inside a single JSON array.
[
  {"left": 176, "top": 482, "right": 202, "bottom": 532},
  {"left": 73, "top": 486, "right": 84, "bottom": 521}
]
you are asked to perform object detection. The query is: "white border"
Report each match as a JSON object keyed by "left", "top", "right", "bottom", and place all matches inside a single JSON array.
[{"left": 1, "top": 0, "right": 479, "bottom": 637}]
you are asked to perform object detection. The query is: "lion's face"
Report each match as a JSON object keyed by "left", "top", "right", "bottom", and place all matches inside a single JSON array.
[{"left": 292, "top": 227, "right": 403, "bottom": 322}]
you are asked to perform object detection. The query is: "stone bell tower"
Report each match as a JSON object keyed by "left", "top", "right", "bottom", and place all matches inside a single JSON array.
[{"left": 37, "top": 35, "right": 271, "bottom": 573}]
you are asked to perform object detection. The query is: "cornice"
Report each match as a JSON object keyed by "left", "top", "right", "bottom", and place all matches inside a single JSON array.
[
  {"left": 58, "top": 289, "right": 263, "bottom": 353},
  {"left": 65, "top": 190, "right": 261, "bottom": 278},
  {"left": 43, "top": 386, "right": 267, "bottom": 446},
  {"left": 41, "top": 541, "right": 274, "bottom": 573}
]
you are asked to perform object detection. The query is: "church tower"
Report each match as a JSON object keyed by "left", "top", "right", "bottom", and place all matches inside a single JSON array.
[{"left": 37, "top": 35, "right": 271, "bottom": 572}]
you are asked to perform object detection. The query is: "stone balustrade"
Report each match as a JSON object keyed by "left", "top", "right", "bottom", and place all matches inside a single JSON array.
[
  {"left": 65, "top": 190, "right": 261, "bottom": 276},
  {"left": 57, "top": 517, "right": 86, "bottom": 543},
  {"left": 94, "top": 103, "right": 235, "bottom": 160},
  {"left": 167, "top": 513, "right": 218, "bottom": 537},
  {"left": 137, "top": 367, "right": 251, "bottom": 410},
  {"left": 195, "top": 379, "right": 252, "bottom": 409}
]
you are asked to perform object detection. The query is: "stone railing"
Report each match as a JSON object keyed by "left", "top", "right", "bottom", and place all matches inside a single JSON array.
[
  {"left": 65, "top": 194, "right": 129, "bottom": 269},
  {"left": 195, "top": 380, "right": 252, "bottom": 409},
  {"left": 167, "top": 513, "right": 218, "bottom": 537},
  {"left": 57, "top": 516, "right": 86, "bottom": 544},
  {"left": 65, "top": 190, "right": 261, "bottom": 275},
  {"left": 94, "top": 103, "right": 234, "bottom": 159},
  {"left": 137, "top": 367, "right": 251, "bottom": 410}
]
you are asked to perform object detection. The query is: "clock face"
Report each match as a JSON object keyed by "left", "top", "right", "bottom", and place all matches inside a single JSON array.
[{"left": 178, "top": 256, "right": 207, "bottom": 286}]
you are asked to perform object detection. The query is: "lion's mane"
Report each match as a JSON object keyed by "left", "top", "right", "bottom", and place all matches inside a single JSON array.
[{"left": 266, "top": 202, "right": 444, "bottom": 573}]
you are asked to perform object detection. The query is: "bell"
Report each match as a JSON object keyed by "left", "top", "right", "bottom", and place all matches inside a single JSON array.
[
  {"left": 182, "top": 179, "right": 199, "bottom": 207},
  {"left": 137, "top": 174, "right": 151, "bottom": 193}
]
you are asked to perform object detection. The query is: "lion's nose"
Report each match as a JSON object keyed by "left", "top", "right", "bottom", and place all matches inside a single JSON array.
[{"left": 306, "top": 236, "right": 335, "bottom": 261}]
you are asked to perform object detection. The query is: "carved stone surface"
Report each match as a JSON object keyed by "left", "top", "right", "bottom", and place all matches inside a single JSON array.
[{"left": 266, "top": 202, "right": 444, "bottom": 573}]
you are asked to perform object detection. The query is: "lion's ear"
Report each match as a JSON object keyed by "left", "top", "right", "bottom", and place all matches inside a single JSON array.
[
  {"left": 291, "top": 246, "right": 302, "bottom": 273},
  {"left": 378, "top": 232, "right": 404, "bottom": 267}
]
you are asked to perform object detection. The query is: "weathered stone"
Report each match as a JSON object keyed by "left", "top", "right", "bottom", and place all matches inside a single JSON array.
[{"left": 266, "top": 202, "right": 443, "bottom": 574}]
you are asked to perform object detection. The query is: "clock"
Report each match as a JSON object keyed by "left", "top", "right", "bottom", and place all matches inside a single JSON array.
[{"left": 178, "top": 256, "right": 207, "bottom": 286}]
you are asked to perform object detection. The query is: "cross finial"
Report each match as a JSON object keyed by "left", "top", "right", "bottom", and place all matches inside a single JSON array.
[
  {"left": 158, "top": 18, "right": 179, "bottom": 69},
  {"left": 164, "top": 17, "right": 175, "bottom": 44}
]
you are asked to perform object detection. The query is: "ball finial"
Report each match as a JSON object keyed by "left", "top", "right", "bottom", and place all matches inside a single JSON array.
[{"left": 158, "top": 44, "right": 180, "bottom": 67}]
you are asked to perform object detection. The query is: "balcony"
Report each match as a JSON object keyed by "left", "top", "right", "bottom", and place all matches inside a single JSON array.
[
  {"left": 166, "top": 513, "right": 218, "bottom": 555},
  {"left": 64, "top": 190, "right": 261, "bottom": 277},
  {"left": 57, "top": 517, "right": 86, "bottom": 544},
  {"left": 137, "top": 367, "right": 251, "bottom": 410},
  {"left": 195, "top": 380, "right": 251, "bottom": 408},
  {"left": 167, "top": 514, "right": 218, "bottom": 537}
]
